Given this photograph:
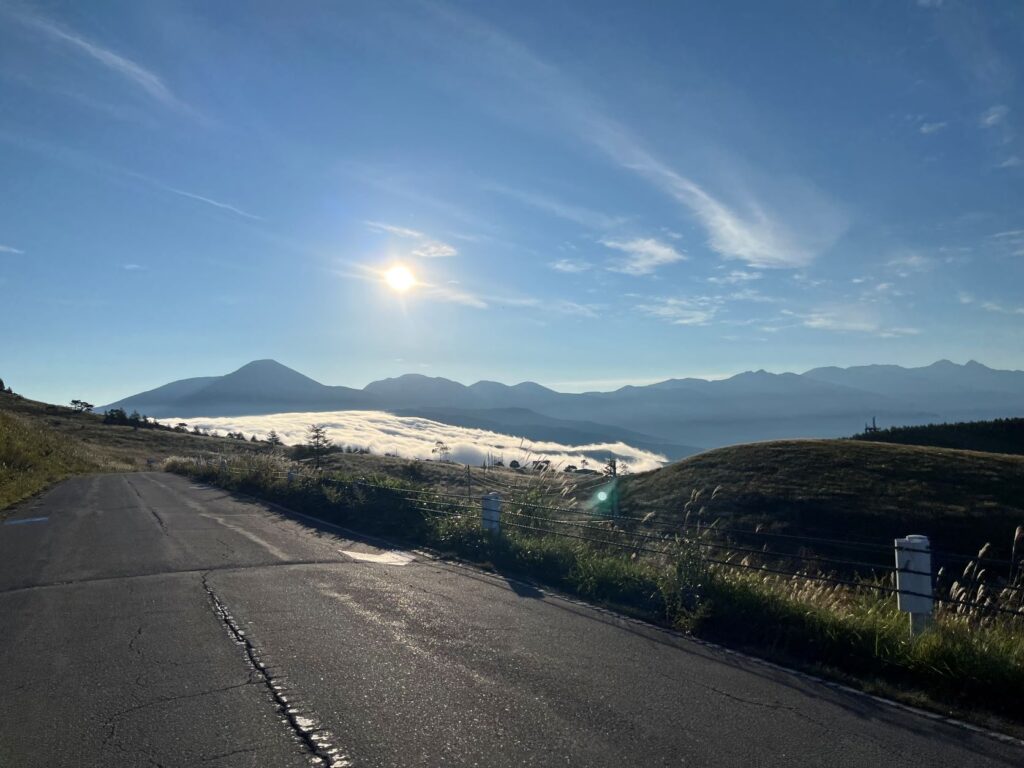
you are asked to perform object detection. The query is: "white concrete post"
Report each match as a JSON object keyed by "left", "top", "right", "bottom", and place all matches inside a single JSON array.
[
  {"left": 482, "top": 492, "right": 501, "bottom": 534},
  {"left": 895, "top": 534, "right": 933, "bottom": 637}
]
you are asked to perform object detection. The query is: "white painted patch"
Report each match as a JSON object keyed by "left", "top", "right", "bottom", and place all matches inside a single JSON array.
[
  {"left": 340, "top": 549, "right": 415, "bottom": 566},
  {"left": 3, "top": 516, "right": 48, "bottom": 526}
]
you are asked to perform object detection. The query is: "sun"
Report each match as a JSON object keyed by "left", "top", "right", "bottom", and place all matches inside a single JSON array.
[{"left": 384, "top": 265, "right": 416, "bottom": 293}]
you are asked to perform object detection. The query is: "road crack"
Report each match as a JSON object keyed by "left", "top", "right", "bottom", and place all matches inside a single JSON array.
[{"left": 201, "top": 572, "right": 352, "bottom": 767}]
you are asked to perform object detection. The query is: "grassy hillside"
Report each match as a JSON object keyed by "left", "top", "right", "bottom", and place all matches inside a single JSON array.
[
  {"left": 618, "top": 439, "right": 1024, "bottom": 560},
  {"left": 0, "top": 392, "right": 265, "bottom": 514},
  {"left": 851, "top": 417, "right": 1024, "bottom": 456}
]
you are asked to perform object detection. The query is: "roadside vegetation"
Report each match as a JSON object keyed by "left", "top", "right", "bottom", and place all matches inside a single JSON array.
[
  {"left": 166, "top": 452, "right": 1024, "bottom": 730},
  {"left": 618, "top": 439, "right": 1024, "bottom": 562},
  {"left": 0, "top": 391, "right": 265, "bottom": 515}
]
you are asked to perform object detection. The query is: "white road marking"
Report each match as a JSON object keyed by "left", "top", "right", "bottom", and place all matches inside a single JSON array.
[
  {"left": 339, "top": 549, "right": 415, "bottom": 565},
  {"left": 3, "top": 516, "right": 48, "bottom": 526}
]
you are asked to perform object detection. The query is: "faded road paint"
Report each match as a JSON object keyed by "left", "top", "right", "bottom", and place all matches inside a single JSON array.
[
  {"left": 340, "top": 549, "right": 415, "bottom": 565},
  {"left": 3, "top": 517, "right": 49, "bottom": 526}
]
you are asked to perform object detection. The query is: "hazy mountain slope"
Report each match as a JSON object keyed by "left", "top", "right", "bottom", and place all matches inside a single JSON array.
[{"left": 102, "top": 359, "right": 1024, "bottom": 450}]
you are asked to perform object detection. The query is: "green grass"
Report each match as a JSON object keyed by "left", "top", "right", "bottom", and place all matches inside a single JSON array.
[
  {"left": 166, "top": 453, "right": 1024, "bottom": 730},
  {"left": 0, "top": 393, "right": 269, "bottom": 515},
  {"left": 0, "top": 409, "right": 108, "bottom": 511}
]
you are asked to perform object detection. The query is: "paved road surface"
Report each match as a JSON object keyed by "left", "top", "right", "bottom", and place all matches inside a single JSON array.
[{"left": 1, "top": 472, "right": 1020, "bottom": 767}]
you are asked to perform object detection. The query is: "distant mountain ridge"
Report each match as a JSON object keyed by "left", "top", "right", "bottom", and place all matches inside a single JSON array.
[{"left": 102, "top": 359, "right": 1024, "bottom": 456}]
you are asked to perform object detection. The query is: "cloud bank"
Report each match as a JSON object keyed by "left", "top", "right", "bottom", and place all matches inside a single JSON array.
[{"left": 164, "top": 410, "right": 667, "bottom": 472}]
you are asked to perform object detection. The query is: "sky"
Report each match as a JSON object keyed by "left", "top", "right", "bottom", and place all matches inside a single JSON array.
[{"left": 1, "top": 0, "right": 1023, "bottom": 405}]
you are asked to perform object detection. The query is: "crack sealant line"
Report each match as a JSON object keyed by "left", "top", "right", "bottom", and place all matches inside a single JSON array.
[
  {"left": 239, "top": 491, "right": 1024, "bottom": 751},
  {"left": 201, "top": 572, "right": 353, "bottom": 768}
]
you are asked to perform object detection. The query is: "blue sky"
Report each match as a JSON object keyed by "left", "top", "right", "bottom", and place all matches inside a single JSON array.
[{"left": 1, "top": 0, "right": 1022, "bottom": 405}]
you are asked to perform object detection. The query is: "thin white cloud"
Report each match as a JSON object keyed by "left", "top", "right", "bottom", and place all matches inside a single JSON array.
[
  {"left": 551, "top": 300, "right": 600, "bottom": 318},
  {"left": 602, "top": 238, "right": 685, "bottom": 275},
  {"left": 785, "top": 307, "right": 920, "bottom": 337},
  {"left": 485, "top": 184, "right": 625, "bottom": 229},
  {"left": 980, "top": 105, "right": 1009, "bottom": 128},
  {"left": 157, "top": 184, "right": 261, "bottom": 220},
  {"left": 548, "top": 258, "right": 591, "bottom": 273},
  {"left": 365, "top": 221, "right": 425, "bottom": 239},
  {"left": 980, "top": 300, "right": 1024, "bottom": 316},
  {"left": 419, "top": 6, "right": 846, "bottom": 270},
  {"left": 411, "top": 241, "right": 457, "bottom": 259},
  {"left": 16, "top": 11, "right": 193, "bottom": 115},
  {"left": 708, "top": 269, "right": 761, "bottom": 285},
  {"left": 0, "top": 244, "right": 25, "bottom": 254},
  {"left": 919, "top": 121, "right": 948, "bottom": 134},
  {"left": 997, "top": 156, "right": 1021, "bottom": 168},
  {"left": 887, "top": 251, "right": 933, "bottom": 276},
  {"left": 422, "top": 284, "right": 487, "bottom": 309},
  {"left": 162, "top": 410, "right": 667, "bottom": 473},
  {"left": 122, "top": 263, "right": 145, "bottom": 270},
  {"left": 365, "top": 221, "right": 457, "bottom": 258},
  {"left": 636, "top": 297, "right": 717, "bottom": 326}
]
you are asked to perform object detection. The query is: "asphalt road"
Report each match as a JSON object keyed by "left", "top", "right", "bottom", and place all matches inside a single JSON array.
[{"left": 1, "top": 472, "right": 1021, "bottom": 767}]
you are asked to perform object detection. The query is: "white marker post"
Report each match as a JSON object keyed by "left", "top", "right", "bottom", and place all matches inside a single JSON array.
[
  {"left": 894, "top": 534, "right": 933, "bottom": 637},
  {"left": 482, "top": 492, "right": 501, "bottom": 534}
]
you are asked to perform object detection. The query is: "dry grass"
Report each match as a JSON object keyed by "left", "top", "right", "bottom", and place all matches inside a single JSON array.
[
  {"left": 0, "top": 393, "right": 265, "bottom": 515},
  {"left": 619, "top": 439, "right": 1024, "bottom": 560}
]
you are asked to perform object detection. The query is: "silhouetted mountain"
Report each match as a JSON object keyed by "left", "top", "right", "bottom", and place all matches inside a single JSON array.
[{"left": 102, "top": 359, "right": 1024, "bottom": 454}]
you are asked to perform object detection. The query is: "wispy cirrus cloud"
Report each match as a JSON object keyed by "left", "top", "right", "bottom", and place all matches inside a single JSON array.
[
  {"left": 420, "top": 6, "right": 846, "bottom": 270},
  {"left": 602, "top": 238, "right": 685, "bottom": 275},
  {"left": 548, "top": 258, "right": 591, "bottom": 273},
  {"left": 980, "top": 104, "right": 1009, "bottom": 128},
  {"left": 635, "top": 296, "right": 718, "bottom": 326},
  {"left": 919, "top": 121, "right": 948, "bottom": 134},
  {"left": 708, "top": 269, "right": 761, "bottom": 285},
  {"left": 485, "top": 184, "right": 625, "bottom": 229},
  {"left": 0, "top": 244, "right": 25, "bottom": 254},
  {"left": 14, "top": 10, "right": 195, "bottom": 116},
  {"left": 365, "top": 221, "right": 457, "bottom": 258},
  {"left": 150, "top": 182, "right": 261, "bottom": 220},
  {"left": 784, "top": 307, "right": 920, "bottom": 337}
]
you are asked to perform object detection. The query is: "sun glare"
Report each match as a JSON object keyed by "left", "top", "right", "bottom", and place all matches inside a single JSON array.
[{"left": 384, "top": 265, "right": 416, "bottom": 293}]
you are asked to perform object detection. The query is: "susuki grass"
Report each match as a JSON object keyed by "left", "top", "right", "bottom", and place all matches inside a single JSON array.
[{"left": 164, "top": 453, "right": 1024, "bottom": 727}]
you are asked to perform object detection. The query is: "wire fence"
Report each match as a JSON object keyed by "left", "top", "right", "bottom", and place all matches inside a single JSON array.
[{"left": 188, "top": 456, "right": 1024, "bottom": 620}]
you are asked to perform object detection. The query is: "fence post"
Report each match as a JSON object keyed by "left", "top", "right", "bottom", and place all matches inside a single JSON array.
[
  {"left": 482, "top": 492, "right": 501, "bottom": 534},
  {"left": 894, "top": 534, "right": 933, "bottom": 637}
]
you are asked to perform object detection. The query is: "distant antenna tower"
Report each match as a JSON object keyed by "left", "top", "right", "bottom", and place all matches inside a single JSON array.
[{"left": 865, "top": 416, "right": 880, "bottom": 434}]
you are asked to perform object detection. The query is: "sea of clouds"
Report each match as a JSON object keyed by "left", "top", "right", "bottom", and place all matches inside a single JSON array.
[{"left": 164, "top": 410, "right": 668, "bottom": 473}]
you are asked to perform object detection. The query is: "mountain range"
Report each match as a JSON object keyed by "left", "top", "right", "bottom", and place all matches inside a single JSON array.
[{"left": 102, "top": 359, "right": 1024, "bottom": 459}]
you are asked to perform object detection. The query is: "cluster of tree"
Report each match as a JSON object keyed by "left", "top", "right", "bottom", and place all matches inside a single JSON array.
[
  {"left": 102, "top": 408, "right": 173, "bottom": 431},
  {"left": 852, "top": 417, "right": 1024, "bottom": 456},
  {"left": 0, "top": 377, "right": 13, "bottom": 394}
]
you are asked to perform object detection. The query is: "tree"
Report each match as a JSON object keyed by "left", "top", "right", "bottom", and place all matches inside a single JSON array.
[
  {"left": 603, "top": 457, "right": 617, "bottom": 477},
  {"left": 431, "top": 440, "right": 451, "bottom": 462},
  {"left": 70, "top": 399, "right": 94, "bottom": 412},
  {"left": 175, "top": 422, "right": 188, "bottom": 432},
  {"left": 266, "top": 430, "right": 283, "bottom": 447},
  {"left": 0, "top": 378, "right": 4, "bottom": 392},
  {"left": 250, "top": 435, "right": 258, "bottom": 442},
  {"left": 306, "top": 424, "right": 332, "bottom": 470},
  {"left": 509, "top": 459, "right": 520, "bottom": 469}
]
